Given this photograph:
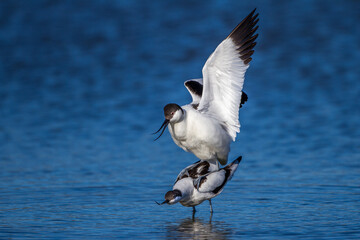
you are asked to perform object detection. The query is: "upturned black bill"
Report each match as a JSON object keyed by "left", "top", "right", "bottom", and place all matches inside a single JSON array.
[
  {"left": 153, "top": 119, "right": 169, "bottom": 141},
  {"left": 155, "top": 200, "right": 168, "bottom": 205}
]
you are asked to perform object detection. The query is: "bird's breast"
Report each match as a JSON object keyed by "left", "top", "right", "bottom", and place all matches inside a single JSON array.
[{"left": 169, "top": 121, "right": 187, "bottom": 141}]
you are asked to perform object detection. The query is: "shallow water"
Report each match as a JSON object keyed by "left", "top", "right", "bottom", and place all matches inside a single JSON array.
[{"left": 1, "top": 0, "right": 360, "bottom": 239}]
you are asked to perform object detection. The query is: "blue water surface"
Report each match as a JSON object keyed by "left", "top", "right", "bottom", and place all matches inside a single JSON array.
[{"left": 1, "top": 0, "right": 359, "bottom": 239}]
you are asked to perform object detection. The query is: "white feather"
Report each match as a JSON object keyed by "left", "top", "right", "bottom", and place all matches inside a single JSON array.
[
  {"left": 198, "top": 38, "right": 249, "bottom": 140},
  {"left": 197, "top": 170, "right": 226, "bottom": 193}
]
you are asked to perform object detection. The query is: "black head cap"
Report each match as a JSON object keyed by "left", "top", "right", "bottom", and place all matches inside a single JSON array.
[
  {"left": 163, "top": 103, "right": 182, "bottom": 120},
  {"left": 164, "top": 189, "right": 182, "bottom": 203}
]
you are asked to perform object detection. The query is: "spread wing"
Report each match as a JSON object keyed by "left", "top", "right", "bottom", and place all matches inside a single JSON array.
[
  {"left": 198, "top": 9, "right": 259, "bottom": 140},
  {"left": 184, "top": 79, "right": 203, "bottom": 105},
  {"left": 185, "top": 78, "right": 249, "bottom": 109}
]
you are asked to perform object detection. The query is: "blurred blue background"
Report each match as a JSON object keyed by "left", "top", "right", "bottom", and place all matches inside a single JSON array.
[{"left": 0, "top": 0, "right": 359, "bottom": 239}]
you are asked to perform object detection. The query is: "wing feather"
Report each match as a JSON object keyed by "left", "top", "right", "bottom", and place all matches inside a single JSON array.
[
  {"left": 196, "top": 170, "right": 227, "bottom": 193},
  {"left": 195, "top": 156, "right": 242, "bottom": 193},
  {"left": 184, "top": 79, "right": 203, "bottom": 105},
  {"left": 175, "top": 160, "right": 200, "bottom": 183},
  {"left": 198, "top": 9, "right": 259, "bottom": 140}
]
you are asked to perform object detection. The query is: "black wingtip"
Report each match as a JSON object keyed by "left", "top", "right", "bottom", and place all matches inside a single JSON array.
[
  {"left": 250, "top": 8, "right": 257, "bottom": 16},
  {"left": 240, "top": 92, "right": 248, "bottom": 108},
  {"left": 185, "top": 80, "right": 203, "bottom": 97},
  {"left": 227, "top": 9, "right": 259, "bottom": 65},
  {"left": 227, "top": 8, "right": 258, "bottom": 39},
  {"left": 235, "top": 156, "right": 243, "bottom": 163}
]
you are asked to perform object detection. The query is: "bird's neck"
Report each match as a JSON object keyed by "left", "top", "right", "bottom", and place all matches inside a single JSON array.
[{"left": 170, "top": 111, "right": 187, "bottom": 139}]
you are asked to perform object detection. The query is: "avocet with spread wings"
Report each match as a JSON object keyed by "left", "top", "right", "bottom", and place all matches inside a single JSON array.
[{"left": 154, "top": 9, "right": 259, "bottom": 165}]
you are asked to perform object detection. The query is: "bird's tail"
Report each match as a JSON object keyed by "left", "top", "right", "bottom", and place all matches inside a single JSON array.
[{"left": 225, "top": 156, "right": 242, "bottom": 180}]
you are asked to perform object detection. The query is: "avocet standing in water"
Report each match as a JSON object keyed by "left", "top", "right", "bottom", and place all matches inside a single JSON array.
[
  {"left": 154, "top": 9, "right": 259, "bottom": 165},
  {"left": 157, "top": 156, "right": 242, "bottom": 213}
]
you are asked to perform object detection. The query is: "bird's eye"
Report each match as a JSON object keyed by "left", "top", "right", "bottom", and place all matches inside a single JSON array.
[{"left": 171, "top": 112, "right": 174, "bottom": 115}]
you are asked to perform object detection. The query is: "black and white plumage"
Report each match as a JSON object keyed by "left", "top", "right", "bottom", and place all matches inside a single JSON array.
[
  {"left": 184, "top": 79, "right": 248, "bottom": 110},
  {"left": 154, "top": 9, "right": 259, "bottom": 165},
  {"left": 157, "top": 156, "right": 242, "bottom": 212},
  {"left": 175, "top": 159, "right": 220, "bottom": 183}
]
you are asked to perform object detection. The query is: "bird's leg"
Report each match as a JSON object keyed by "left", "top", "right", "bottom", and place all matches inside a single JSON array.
[
  {"left": 192, "top": 206, "right": 196, "bottom": 219},
  {"left": 192, "top": 206, "right": 196, "bottom": 213},
  {"left": 209, "top": 199, "right": 213, "bottom": 213}
]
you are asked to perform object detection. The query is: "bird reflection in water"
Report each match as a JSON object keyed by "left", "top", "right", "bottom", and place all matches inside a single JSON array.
[{"left": 166, "top": 214, "right": 231, "bottom": 240}]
